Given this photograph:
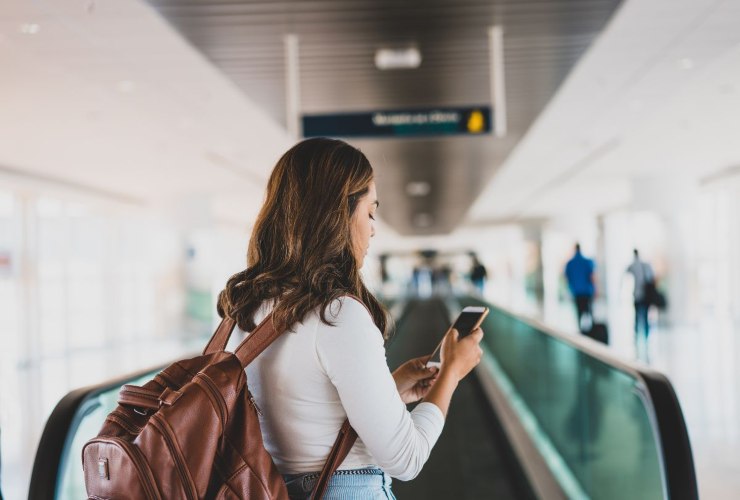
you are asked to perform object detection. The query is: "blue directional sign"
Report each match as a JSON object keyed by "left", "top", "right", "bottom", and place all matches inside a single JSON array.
[{"left": 302, "top": 106, "right": 492, "bottom": 138}]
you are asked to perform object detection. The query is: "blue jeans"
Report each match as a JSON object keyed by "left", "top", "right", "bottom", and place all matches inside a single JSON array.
[{"left": 283, "top": 467, "right": 396, "bottom": 500}]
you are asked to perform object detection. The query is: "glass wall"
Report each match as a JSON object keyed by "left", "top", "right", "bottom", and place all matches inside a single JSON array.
[{"left": 0, "top": 188, "right": 194, "bottom": 499}]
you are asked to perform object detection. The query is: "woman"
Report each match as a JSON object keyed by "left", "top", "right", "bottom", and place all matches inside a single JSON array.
[{"left": 218, "top": 138, "right": 483, "bottom": 499}]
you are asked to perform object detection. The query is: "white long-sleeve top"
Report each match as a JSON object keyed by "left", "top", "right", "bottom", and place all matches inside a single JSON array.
[{"left": 244, "top": 296, "right": 445, "bottom": 481}]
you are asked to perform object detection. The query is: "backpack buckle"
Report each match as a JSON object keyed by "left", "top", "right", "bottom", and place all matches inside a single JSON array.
[{"left": 159, "top": 387, "right": 183, "bottom": 406}]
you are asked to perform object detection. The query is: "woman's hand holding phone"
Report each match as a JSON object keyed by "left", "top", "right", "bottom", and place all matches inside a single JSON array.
[
  {"left": 426, "top": 306, "right": 487, "bottom": 368},
  {"left": 420, "top": 326, "right": 484, "bottom": 418},
  {"left": 391, "top": 321, "right": 484, "bottom": 405},
  {"left": 410, "top": 307, "right": 487, "bottom": 416},
  {"left": 439, "top": 327, "right": 484, "bottom": 382}
]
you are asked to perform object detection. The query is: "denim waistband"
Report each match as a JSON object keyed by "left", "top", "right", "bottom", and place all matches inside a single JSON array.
[
  {"left": 283, "top": 467, "right": 394, "bottom": 499},
  {"left": 284, "top": 467, "right": 385, "bottom": 481}
]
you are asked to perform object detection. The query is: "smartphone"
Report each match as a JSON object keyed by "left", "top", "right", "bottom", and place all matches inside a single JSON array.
[{"left": 426, "top": 306, "right": 489, "bottom": 368}]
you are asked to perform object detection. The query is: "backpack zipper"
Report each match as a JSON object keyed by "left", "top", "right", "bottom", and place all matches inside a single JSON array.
[
  {"left": 195, "top": 372, "right": 261, "bottom": 419},
  {"left": 108, "top": 410, "right": 142, "bottom": 435},
  {"left": 196, "top": 373, "right": 229, "bottom": 424},
  {"left": 92, "top": 437, "right": 163, "bottom": 500},
  {"left": 151, "top": 414, "right": 198, "bottom": 500},
  {"left": 248, "top": 391, "right": 263, "bottom": 416}
]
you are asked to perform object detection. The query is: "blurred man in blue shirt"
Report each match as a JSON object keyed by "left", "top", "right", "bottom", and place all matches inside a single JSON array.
[{"left": 565, "top": 243, "right": 596, "bottom": 333}]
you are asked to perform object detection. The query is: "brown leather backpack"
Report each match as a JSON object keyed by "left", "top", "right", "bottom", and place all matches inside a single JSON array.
[{"left": 82, "top": 313, "right": 357, "bottom": 499}]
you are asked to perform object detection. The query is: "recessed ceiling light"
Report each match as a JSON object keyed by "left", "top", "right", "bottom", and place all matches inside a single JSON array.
[
  {"left": 116, "top": 80, "right": 136, "bottom": 93},
  {"left": 406, "top": 181, "right": 431, "bottom": 197},
  {"left": 375, "top": 47, "right": 422, "bottom": 70},
  {"left": 679, "top": 58, "right": 694, "bottom": 70},
  {"left": 19, "top": 23, "right": 40, "bottom": 35}
]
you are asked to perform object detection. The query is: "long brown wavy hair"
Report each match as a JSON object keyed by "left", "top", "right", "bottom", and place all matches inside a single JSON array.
[{"left": 217, "top": 137, "right": 388, "bottom": 337}]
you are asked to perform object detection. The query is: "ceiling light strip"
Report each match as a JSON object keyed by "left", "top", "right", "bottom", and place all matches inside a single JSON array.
[
  {"left": 284, "top": 34, "right": 301, "bottom": 138},
  {"left": 489, "top": 25, "right": 507, "bottom": 137}
]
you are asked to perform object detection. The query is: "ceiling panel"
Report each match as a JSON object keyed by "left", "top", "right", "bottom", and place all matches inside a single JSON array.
[{"left": 146, "top": 0, "right": 623, "bottom": 234}]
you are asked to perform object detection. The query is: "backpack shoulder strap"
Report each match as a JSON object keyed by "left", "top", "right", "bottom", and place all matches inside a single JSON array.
[
  {"left": 202, "top": 316, "right": 238, "bottom": 354},
  {"left": 204, "top": 304, "right": 279, "bottom": 356},
  {"left": 233, "top": 314, "right": 281, "bottom": 367},
  {"left": 311, "top": 420, "right": 358, "bottom": 499}
]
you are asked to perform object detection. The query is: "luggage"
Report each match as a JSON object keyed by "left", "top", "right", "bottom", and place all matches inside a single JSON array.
[
  {"left": 586, "top": 322, "right": 609, "bottom": 345},
  {"left": 82, "top": 314, "right": 356, "bottom": 499},
  {"left": 643, "top": 280, "right": 667, "bottom": 310}
]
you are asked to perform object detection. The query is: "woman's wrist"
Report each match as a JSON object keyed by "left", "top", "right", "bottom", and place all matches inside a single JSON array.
[
  {"left": 422, "top": 366, "right": 459, "bottom": 417},
  {"left": 437, "top": 365, "right": 461, "bottom": 386}
]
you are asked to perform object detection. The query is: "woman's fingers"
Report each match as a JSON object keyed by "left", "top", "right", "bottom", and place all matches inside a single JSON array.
[
  {"left": 449, "top": 328, "right": 460, "bottom": 342},
  {"left": 401, "top": 358, "right": 439, "bottom": 383},
  {"left": 439, "top": 326, "right": 486, "bottom": 381},
  {"left": 464, "top": 328, "right": 484, "bottom": 343}
]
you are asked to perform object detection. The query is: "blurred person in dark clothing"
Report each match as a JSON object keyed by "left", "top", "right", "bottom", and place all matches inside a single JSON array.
[
  {"left": 470, "top": 255, "right": 488, "bottom": 295},
  {"left": 565, "top": 243, "right": 596, "bottom": 333},
  {"left": 626, "top": 249, "right": 654, "bottom": 341}
]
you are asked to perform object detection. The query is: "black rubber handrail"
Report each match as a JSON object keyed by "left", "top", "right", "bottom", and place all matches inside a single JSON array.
[
  {"left": 27, "top": 360, "right": 178, "bottom": 500},
  {"left": 639, "top": 371, "right": 698, "bottom": 500},
  {"left": 468, "top": 297, "right": 698, "bottom": 500}
]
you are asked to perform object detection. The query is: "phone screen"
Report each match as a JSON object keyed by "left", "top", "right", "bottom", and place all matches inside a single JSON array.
[{"left": 427, "top": 307, "right": 488, "bottom": 367}]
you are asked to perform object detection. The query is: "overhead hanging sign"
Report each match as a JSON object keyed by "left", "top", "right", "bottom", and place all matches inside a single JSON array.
[{"left": 302, "top": 106, "right": 492, "bottom": 138}]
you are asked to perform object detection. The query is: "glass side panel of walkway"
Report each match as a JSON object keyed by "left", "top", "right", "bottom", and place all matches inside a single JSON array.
[{"left": 459, "top": 296, "right": 696, "bottom": 500}]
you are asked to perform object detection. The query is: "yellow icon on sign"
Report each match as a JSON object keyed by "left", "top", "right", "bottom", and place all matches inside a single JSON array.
[{"left": 467, "top": 110, "right": 485, "bottom": 133}]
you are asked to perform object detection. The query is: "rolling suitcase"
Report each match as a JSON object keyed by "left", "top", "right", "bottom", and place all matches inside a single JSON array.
[{"left": 586, "top": 322, "right": 609, "bottom": 344}]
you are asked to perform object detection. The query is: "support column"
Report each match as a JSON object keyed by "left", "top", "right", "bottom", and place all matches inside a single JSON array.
[{"left": 522, "top": 222, "right": 545, "bottom": 314}]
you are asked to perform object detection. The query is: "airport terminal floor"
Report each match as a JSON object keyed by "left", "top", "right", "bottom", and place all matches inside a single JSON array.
[{"left": 5, "top": 291, "right": 706, "bottom": 499}]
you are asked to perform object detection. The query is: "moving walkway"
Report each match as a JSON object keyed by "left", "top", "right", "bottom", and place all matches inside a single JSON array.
[{"left": 28, "top": 297, "right": 697, "bottom": 499}]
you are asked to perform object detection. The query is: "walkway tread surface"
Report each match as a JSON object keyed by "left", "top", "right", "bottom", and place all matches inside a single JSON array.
[{"left": 385, "top": 298, "right": 531, "bottom": 500}]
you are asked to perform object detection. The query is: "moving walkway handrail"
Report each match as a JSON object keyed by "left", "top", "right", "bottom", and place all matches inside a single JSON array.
[
  {"left": 27, "top": 360, "right": 177, "bottom": 500},
  {"left": 474, "top": 298, "right": 698, "bottom": 500}
]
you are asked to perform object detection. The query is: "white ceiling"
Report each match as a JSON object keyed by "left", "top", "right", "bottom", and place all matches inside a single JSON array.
[
  {"left": 469, "top": 0, "right": 740, "bottom": 222},
  {"left": 3, "top": 0, "right": 739, "bottom": 237},
  {"left": 0, "top": 0, "right": 290, "bottom": 217}
]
